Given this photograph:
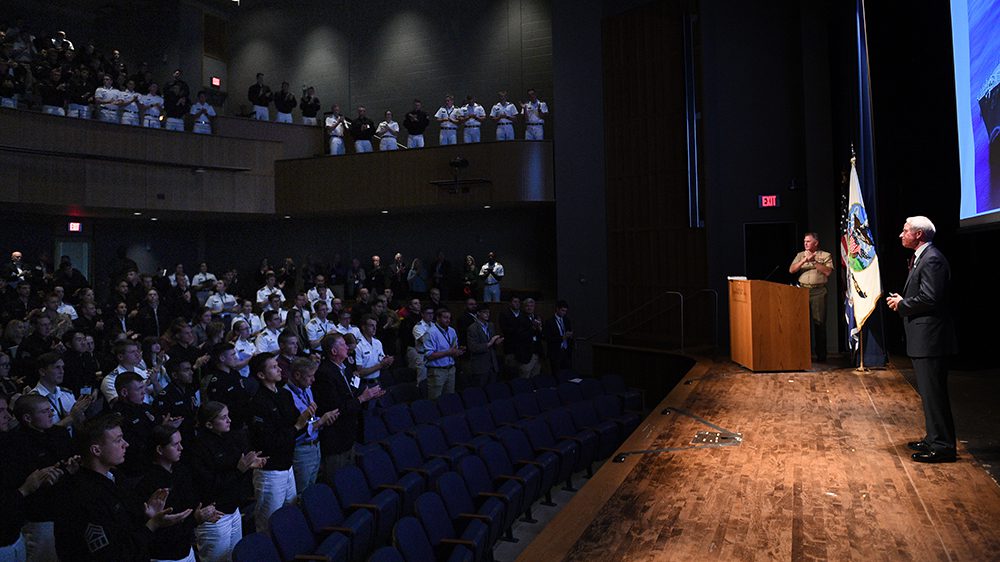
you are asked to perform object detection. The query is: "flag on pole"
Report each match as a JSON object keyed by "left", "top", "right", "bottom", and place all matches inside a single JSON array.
[
  {"left": 840, "top": 233, "right": 859, "bottom": 351},
  {"left": 844, "top": 157, "right": 882, "bottom": 330}
]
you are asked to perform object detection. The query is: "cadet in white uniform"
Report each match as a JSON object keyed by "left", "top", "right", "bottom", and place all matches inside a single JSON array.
[
  {"left": 490, "top": 90, "right": 518, "bottom": 141},
  {"left": 94, "top": 74, "right": 121, "bottom": 123},
  {"left": 139, "top": 82, "right": 163, "bottom": 128},
  {"left": 460, "top": 95, "right": 486, "bottom": 143},
  {"left": 325, "top": 104, "right": 349, "bottom": 156},
  {"left": 190, "top": 90, "right": 216, "bottom": 134},
  {"left": 376, "top": 110, "right": 400, "bottom": 151},
  {"left": 119, "top": 80, "right": 141, "bottom": 126},
  {"left": 435, "top": 95, "right": 459, "bottom": 146},
  {"left": 521, "top": 88, "right": 549, "bottom": 140}
]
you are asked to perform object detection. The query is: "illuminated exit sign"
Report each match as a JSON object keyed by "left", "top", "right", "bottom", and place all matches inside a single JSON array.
[
  {"left": 758, "top": 194, "right": 780, "bottom": 208},
  {"left": 68, "top": 222, "right": 82, "bottom": 232}
]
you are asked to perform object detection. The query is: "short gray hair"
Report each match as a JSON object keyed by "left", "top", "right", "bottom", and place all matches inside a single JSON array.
[{"left": 906, "top": 216, "right": 936, "bottom": 241}]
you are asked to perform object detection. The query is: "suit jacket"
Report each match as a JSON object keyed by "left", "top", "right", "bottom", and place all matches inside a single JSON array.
[
  {"left": 466, "top": 321, "right": 499, "bottom": 375},
  {"left": 897, "top": 244, "right": 957, "bottom": 358},
  {"left": 313, "top": 358, "right": 363, "bottom": 455},
  {"left": 542, "top": 315, "right": 574, "bottom": 359}
]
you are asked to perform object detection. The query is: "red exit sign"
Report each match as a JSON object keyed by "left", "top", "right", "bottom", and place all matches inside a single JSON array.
[
  {"left": 68, "top": 222, "right": 82, "bottom": 232},
  {"left": 758, "top": 194, "right": 780, "bottom": 208}
]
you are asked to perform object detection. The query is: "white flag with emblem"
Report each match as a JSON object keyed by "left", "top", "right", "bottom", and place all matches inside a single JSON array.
[{"left": 844, "top": 160, "right": 882, "bottom": 328}]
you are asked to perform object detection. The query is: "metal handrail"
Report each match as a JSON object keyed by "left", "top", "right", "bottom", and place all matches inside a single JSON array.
[{"left": 585, "top": 287, "right": 720, "bottom": 353}]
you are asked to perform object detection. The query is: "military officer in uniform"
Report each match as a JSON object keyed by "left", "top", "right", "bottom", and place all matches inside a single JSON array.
[
  {"left": 119, "top": 79, "right": 141, "bottom": 126},
  {"left": 190, "top": 91, "right": 216, "bottom": 135},
  {"left": 403, "top": 99, "right": 429, "bottom": 148},
  {"left": 153, "top": 359, "right": 200, "bottom": 441},
  {"left": 376, "top": 110, "right": 400, "bottom": 151},
  {"left": 324, "top": 104, "right": 349, "bottom": 155},
  {"left": 520, "top": 88, "right": 549, "bottom": 140},
  {"left": 94, "top": 74, "right": 120, "bottom": 123},
  {"left": 490, "top": 90, "right": 518, "bottom": 141},
  {"left": 163, "top": 69, "right": 190, "bottom": 132},
  {"left": 139, "top": 82, "right": 163, "bottom": 128},
  {"left": 300, "top": 86, "right": 321, "bottom": 126},
  {"left": 273, "top": 81, "right": 296, "bottom": 123},
  {"left": 350, "top": 106, "right": 376, "bottom": 153},
  {"left": 789, "top": 232, "right": 832, "bottom": 361},
  {"left": 460, "top": 95, "right": 486, "bottom": 143},
  {"left": 435, "top": 95, "right": 460, "bottom": 145}
]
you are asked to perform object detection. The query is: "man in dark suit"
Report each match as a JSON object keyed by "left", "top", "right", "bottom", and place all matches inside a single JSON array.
[
  {"left": 466, "top": 305, "right": 502, "bottom": 387},
  {"left": 313, "top": 332, "right": 383, "bottom": 483},
  {"left": 887, "top": 216, "right": 958, "bottom": 463},
  {"left": 543, "top": 300, "right": 575, "bottom": 376}
]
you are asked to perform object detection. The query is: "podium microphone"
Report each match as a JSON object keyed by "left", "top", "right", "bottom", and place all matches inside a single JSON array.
[{"left": 762, "top": 264, "right": 781, "bottom": 281}]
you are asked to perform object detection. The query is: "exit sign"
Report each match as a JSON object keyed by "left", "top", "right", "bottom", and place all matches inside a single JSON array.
[
  {"left": 68, "top": 222, "right": 82, "bottom": 232},
  {"left": 758, "top": 194, "right": 780, "bottom": 208}
]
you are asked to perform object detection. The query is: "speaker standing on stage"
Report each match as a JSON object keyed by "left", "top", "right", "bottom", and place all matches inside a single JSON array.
[
  {"left": 886, "top": 216, "right": 958, "bottom": 463},
  {"left": 788, "top": 232, "right": 832, "bottom": 362}
]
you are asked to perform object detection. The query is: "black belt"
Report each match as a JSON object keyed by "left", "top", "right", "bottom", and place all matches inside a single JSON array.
[
  {"left": 441, "top": 126, "right": 457, "bottom": 130},
  {"left": 331, "top": 134, "right": 343, "bottom": 138},
  {"left": 465, "top": 125, "right": 480, "bottom": 128},
  {"left": 298, "top": 439, "right": 319, "bottom": 447},
  {"left": 526, "top": 122, "right": 543, "bottom": 126},
  {"left": 497, "top": 121, "right": 513, "bottom": 126}
]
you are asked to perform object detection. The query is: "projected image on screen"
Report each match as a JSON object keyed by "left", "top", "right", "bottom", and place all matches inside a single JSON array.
[{"left": 953, "top": 0, "right": 1000, "bottom": 227}]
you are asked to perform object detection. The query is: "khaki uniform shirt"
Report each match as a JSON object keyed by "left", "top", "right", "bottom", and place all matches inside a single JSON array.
[{"left": 792, "top": 250, "right": 832, "bottom": 286}]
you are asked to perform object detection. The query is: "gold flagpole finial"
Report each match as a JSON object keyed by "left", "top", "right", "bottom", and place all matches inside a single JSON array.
[{"left": 850, "top": 143, "right": 857, "bottom": 166}]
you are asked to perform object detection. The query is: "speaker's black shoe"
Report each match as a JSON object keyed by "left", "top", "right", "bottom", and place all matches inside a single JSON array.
[
  {"left": 907, "top": 441, "right": 930, "bottom": 452},
  {"left": 911, "top": 450, "right": 957, "bottom": 463}
]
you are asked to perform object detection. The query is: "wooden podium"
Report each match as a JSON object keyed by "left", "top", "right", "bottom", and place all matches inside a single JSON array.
[{"left": 729, "top": 279, "right": 811, "bottom": 371}]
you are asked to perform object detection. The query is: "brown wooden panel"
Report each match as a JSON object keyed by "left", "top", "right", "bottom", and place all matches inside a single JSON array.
[
  {"left": 275, "top": 141, "right": 554, "bottom": 215},
  {"left": 603, "top": 1, "right": 709, "bottom": 349}
]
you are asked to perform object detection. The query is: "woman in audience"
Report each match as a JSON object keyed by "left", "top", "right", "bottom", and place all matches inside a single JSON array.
[
  {"left": 1, "top": 320, "right": 27, "bottom": 356},
  {"left": 407, "top": 258, "right": 428, "bottom": 298},
  {"left": 284, "top": 308, "right": 310, "bottom": 356},
  {"left": 192, "top": 307, "right": 213, "bottom": 347},
  {"left": 0, "top": 351, "right": 19, "bottom": 398},
  {"left": 202, "top": 321, "right": 226, "bottom": 352},
  {"left": 186, "top": 402, "right": 264, "bottom": 562},
  {"left": 376, "top": 109, "right": 400, "bottom": 151},
  {"left": 227, "top": 319, "right": 256, "bottom": 378},
  {"left": 462, "top": 255, "right": 479, "bottom": 298},
  {"left": 136, "top": 425, "right": 222, "bottom": 562},
  {"left": 141, "top": 335, "right": 169, "bottom": 396}
]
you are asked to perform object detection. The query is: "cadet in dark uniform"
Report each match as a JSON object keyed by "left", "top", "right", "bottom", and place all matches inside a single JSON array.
[
  {"left": 54, "top": 413, "right": 192, "bottom": 561},
  {"left": 350, "top": 106, "right": 376, "bottom": 153},
  {"left": 300, "top": 86, "right": 321, "bottom": 126},
  {"left": 186, "top": 402, "right": 263, "bottom": 562},
  {"left": 273, "top": 81, "right": 296, "bottom": 123},
  {"left": 113, "top": 372, "right": 183, "bottom": 482},
  {"left": 153, "top": 358, "right": 200, "bottom": 442},
  {"left": 163, "top": 69, "right": 190, "bottom": 132},
  {"left": 247, "top": 73, "right": 272, "bottom": 121},
  {"left": 203, "top": 343, "right": 254, "bottom": 432}
]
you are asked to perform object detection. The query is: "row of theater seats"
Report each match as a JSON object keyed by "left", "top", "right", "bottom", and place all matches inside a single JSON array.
[{"left": 232, "top": 373, "right": 644, "bottom": 562}]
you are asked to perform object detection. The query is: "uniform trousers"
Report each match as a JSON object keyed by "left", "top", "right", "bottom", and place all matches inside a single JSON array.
[
  {"left": 144, "top": 115, "right": 161, "bottom": 128},
  {"left": 355, "top": 140, "right": 373, "bottom": 153},
  {"left": 330, "top": 136, "right": 345, "bottom": 155},
  {"left": 427, "top": 365, "right": 455, "bottom": 399},
  {"left": 302, "top": 117, "right": 317, "bottom": 126},
  {"left": 496, "top": 123, "right": 514, "bottom": 140},
  {"left": 276, "top": 112, "right": 293, "bottom": 123},
  {"left": 439, "top": 128, "right": 457, "bottom": 145},
  {"left": 406, "top": 346, "right": 427, "bottom": 383},
  {"left": 99, "top": 108, "right": 118, "bottom": 122},
  {"left": 0, "top": 534, "right": 26, "bottom": 562},
  {"left": 253, "top": 467, "right": 297, "bottom": 532},
  {"left": 292, "top": 442, "right": 322, "bottom": 494},
  {"left": 380, "top": 137, "right": 398, "bottom": 150},
  {"left": 42, "top": 105, "right": 65, "bottom": 116},
  {"left": 323, "top": 448, "right": 355, "bottom": 485},
  {"left": 21, "top": 521, "right": 56, "bottom": 562},
  {"left": 121, "top": 111, "right": 140, "bottom": 126},
  {"left": 808, "top": 286, "right": 827, "bottom": 361},
  {"left": 68, "top": 103, "right": 90, "bottom": 118},
  {"left": 516, "top": 354, "right": 541, "bottom": 378},
  {"left": 193, "top": 121, "right": 212, "bottom": 135},
  {"left": 195, "top": 508, "right": 242, "bottom": 562},
  {"left": 525, "top": 123, "right": 544, "bottom": 140},
  {"left": 0, "top": 97, "right": 16, "bottom": 109},
  {"left": 165, "top": 117, "right": 185, "bottom": 131},
  {"left": 407, "top": 134, "right": 425, "bottom": 148},
  {"left": 463, "top": 127, "right": 480, "bottom": 143},
  {"left": 253, "top": 105, "right": 269, "bottom": 120}
]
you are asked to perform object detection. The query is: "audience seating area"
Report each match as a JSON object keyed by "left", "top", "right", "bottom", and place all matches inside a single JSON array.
[{"left": 232, "top": 372, "right": 643, "bottom": 561}]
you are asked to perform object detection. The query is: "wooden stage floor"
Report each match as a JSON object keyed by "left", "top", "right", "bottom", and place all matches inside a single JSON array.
[{"left": 517, "top": 360, "right": 1000, "bottom": 561}]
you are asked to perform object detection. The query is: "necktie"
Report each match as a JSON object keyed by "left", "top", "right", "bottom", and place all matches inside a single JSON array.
[{"left": 907, "top": 255, "right": 915, "bottom": 272}]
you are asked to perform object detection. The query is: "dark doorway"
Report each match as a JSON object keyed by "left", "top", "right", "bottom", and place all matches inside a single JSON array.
[{"left": 744, "top": 222, "right": 798, "bottom": 282}]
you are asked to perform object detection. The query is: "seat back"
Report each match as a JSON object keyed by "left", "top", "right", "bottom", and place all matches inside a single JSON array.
[
  {"left": 269, "top": 505, "right": 317, "bottom": 561},
  {"left": 413, "top": 423, "right": 449, "bottom": 457},
  {"left": 595, "top": 394, "right": 623, "bottom": 418},
  {"left": 600, "top": 373, "right": 628, "bottom": 394},
  {"left": 484, "top": 381, "right": 512, "bottom": 402},
  {"left": 478, "top": 440, "right": 514, "bottom": 478},
  {"left": 233, "top": 532, "right": 281, "bottom": 562},
  {"left": 508, "top": 378, "right": 533, "bottom": 396},
  {"left": 545, "top": 409, "right": 578, "bottom": 439},
  {"left": 361, "top": 447, "right": 403, "bottom": 488},
  {"left": 439, "top": 414, "right": 474, "bottom": 446},
  {"left": 369, "top": 546, "right": 405, "bottom": 562},
  {"left": 557, "top": 382, "right": 584, "bottom": 405},
  {"left": 364, "top": 414, "right": 391, "bottom": 445},
  {"left": 382, "top": 403, "right": 416, "bottom": 435},
  {"left": 414, "top": 491, "right": 458, "bottom": 546},
  {"left": 578, "top": 378, "right": 604, "bottom": 400},
  {"left": 436, "top": 471, "right": 475, "bottom": 519},
  {"left": 512, "top": 392, "right": 541, "bottom": 418},
  {"left": 523, "top": 417, "right": 556, "bottom": 449},
  {"left": 436, "top": 392, "right": 465, "bottom": 416},
  {"left": 496, "top": 426, "right": 533, "bottom": 462},
  {"left": 392, "top": 516, "right": 436, "bottom": 561},
  {"left": 410, "top": 399, "right": 440, "bottom": 425},
  {"left": 301, "top": 483, "right": 344, "bottom": 534},
  {"left": 569, "top": 400, "right": 600, "bottom": 428},
  {"left": 489, "top": 398, "right": 519, "bottom": 426},
  {"left": 464, "top": 406, "right": 496, "bottom": 435},
  {"left": 385, "top": 432, "right": 425, "bottom": 471},
  {"left": 535, "top": 388, "right": 561, "bottom": 412},
  {"left": 461, "top": 386, "right": 488, "bottom": 409},
  {"left": 532, "top": 374, "right": 558, "bottom": 389},
  {"left": 332, "top": 465, "right": 372, "bottom": 510}
]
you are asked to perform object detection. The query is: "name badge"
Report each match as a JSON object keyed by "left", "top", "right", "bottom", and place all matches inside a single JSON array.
[{"left": 351, "top": 375, "right": 361, "bottom": 388}]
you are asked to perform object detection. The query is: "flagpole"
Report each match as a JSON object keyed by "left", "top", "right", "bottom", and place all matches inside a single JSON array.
[{"left": 856, "top": 326, "right": 869, "bottom": 373}]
